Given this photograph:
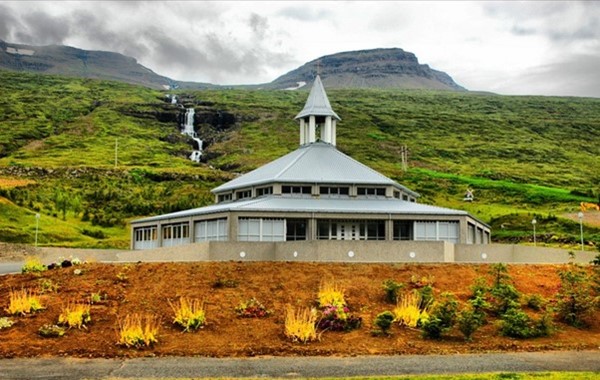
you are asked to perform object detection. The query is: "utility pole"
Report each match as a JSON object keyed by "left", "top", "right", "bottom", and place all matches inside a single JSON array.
[
  {"left": 400, "top": 145, "right": 408, "bottom": 171},
  {"left": 115, "top": 138, "right": 118, "bottom": 168}
]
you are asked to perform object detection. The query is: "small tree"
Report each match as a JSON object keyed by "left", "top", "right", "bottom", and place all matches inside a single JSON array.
[
  {"left": 555, "top": 266, "right": 596, "bottom": 328},
  {"left": 382, "top": 279, "right": 404, "bottom": 304},
  {"left": 372, "top": 311, "right": 395, "bottom": 336},
  {"left": 457, "top": 307, "right": 483, "bottom": 341}
]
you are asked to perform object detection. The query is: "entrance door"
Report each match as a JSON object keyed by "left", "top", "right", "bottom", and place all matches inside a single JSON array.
[{"left": 337, "top": 222, "right": 362, "bottom": 240}]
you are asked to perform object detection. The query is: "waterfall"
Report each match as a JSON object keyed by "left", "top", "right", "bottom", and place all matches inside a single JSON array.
[{"left": 181, "top": 107, "right": 202, "bottom": 162}]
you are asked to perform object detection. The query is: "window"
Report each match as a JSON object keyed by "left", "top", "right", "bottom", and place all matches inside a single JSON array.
[
  {"left": 468, "top": 223, "right": 475, "bottom": 244},
  {"left": 316, "top": 220, "right": 384, "bottom": 240},
  {"left": 393, "top": 221, "right": 413, "bottom": 240},
  {"left": 286, "top": 219, "right": 307, "bottom": 241},
  {"left": 402, "top": 194, "right": 409, "bottom": 201},
  {"left": 256, "top": 186, "right": 273, "bottom": 196},
  {"left": 218, "top": 193, "right": 232, "bottom": 203},
  {"left": 393, "top": 191, "right": 401, "bottom": 199},
  {"left": 414, "top": 221, "right": 459, "bottom": 243},
  {"left": 195, "top": 218, "right": 228, "bottom": 242},
  {"left": 357, "top": 187, "right": 386, "bottom": 197},
  {"left": 281, "top": 185, "right": 312, "bottom": 196},
  {"left": 236, "top": 189, "right": 252, "bottom": 200},
  {"left": 162, "top": 223, "right": 190, "bottom": 247},
  {"left": 238, "top": 218, "right": 285, "bottom": 241},
  {"left": 319, "top": 186, "right": 350, "bottom": 197},
  {"left": 133, "top": 226, "right": 158, "bottom": 250}
]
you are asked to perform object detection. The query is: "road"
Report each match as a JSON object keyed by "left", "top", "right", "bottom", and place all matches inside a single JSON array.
[
  {"left": 0, "top": 351, "right": 599, "bottom": 379},
  {"left": 0, "top": 262, "right": 22, "bottom": 275}
]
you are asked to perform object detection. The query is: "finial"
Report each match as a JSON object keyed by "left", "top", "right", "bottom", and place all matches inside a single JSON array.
[{"left": 316, "top": 59, "right": 322, "bottom": 76}]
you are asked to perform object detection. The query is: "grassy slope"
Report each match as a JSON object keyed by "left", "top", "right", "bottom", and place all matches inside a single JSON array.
[{"left": 0, "top": 70, "right": 599, "bottom": 248}]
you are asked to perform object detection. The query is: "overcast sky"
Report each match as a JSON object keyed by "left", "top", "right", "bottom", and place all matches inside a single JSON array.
[{"left": 1, "top": 1, "right": 599, "bottom": 97}]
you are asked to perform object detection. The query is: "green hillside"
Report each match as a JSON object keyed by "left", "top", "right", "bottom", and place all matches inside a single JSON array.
[{"left": 0, "top": 70, "right": 599, "bottom": 249}]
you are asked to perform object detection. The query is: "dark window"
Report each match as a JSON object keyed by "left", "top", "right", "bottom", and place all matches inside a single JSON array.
[
  {"left": 357, "top": 187, "right": 386, "bottom": 197},
  {"left": 319, "top": 186, "right": 350, "bottom": 197},
  {"left": 256, "top": 187, "right": 273, "bottom": 196},
  {"left": 236, "top": 190, "right": 252, "bottom": 200},
  {"left": 218, "top": 193, "right": 232, "bottom": 203},
  {"left": 393, "top": 221, "right": 413, "bottom": 240},
  {"left": 286, "top": 219, "right": 307, "bottom": 241},
  {"left": 282, "top": 185, "right": 311, "bottom": 195}
]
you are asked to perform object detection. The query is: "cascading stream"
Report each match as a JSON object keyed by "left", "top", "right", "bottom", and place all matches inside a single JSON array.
[{"left": 181, "top": 107, "right": 202, "bottom": 162}]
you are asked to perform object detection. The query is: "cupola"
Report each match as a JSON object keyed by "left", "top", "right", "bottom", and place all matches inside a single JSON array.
[{"left": 294, "top": 75, "right": 341, "bottom": 146}]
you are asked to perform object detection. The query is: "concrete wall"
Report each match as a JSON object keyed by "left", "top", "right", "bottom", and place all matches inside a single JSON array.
[
  {"left": 455, "top": 244, "right": 597, "bottom": 264},
  {"left": 35, "top": 241, "right": 596, "bottom": 265}
]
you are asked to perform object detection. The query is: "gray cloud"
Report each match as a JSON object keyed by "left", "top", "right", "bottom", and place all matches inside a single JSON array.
[
  {"left": 277, "top": 6, "right": 332, "bottom": 21},
  {"left": 13, "top": 11, "right": 70, "bottom": 45},
  {"left": 0, "top": 4, "right": 18, "bottom": 41},
  {"left": 249, "top": 13, "right": 268, "bottom": 39}
]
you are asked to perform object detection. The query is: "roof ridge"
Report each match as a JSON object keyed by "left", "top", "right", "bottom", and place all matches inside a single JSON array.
[{"left": 272, "top": 144, "right": 311, "bottom": 179}]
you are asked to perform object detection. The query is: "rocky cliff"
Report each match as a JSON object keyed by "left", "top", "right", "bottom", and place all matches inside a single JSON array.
[{"left": 266, "top": 48, "right": 465, "bottom": 91}]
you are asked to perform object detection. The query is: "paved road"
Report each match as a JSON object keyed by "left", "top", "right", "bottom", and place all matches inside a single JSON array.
[
  {"left": 0, "top": 262, "right": 22, "bottom": 275},
  {"left": 0, "top": 351, "right": 599, "bottom": 379}
]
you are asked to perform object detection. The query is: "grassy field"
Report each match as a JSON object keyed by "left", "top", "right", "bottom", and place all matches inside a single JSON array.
[{"left": 0, "top": 70, "right": 599, "bottom": 248}]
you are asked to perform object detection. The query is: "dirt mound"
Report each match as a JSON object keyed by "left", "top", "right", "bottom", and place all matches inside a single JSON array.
[{"left": 0, "top": 262, "right": 598, "bottom": 358}]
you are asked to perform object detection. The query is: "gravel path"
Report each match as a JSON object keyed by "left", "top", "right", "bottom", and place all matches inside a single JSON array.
[{"left": 0, "top": 351, "right": 599, "bottom": 379}]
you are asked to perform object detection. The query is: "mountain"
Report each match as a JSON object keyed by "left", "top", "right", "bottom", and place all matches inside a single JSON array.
[
  {"left": 264, "top": 48, "right": 466, "bottom": 91},
  {"left": 1, "top": 41, "right": 464, "bottom": 91},
  {"left": 0, "top": 40, "right": 186, "bottom": 90}
]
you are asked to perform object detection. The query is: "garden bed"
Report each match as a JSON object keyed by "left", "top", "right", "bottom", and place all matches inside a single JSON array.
[{"left": 0, "top": 261, "right": 598, "bottom": 358}]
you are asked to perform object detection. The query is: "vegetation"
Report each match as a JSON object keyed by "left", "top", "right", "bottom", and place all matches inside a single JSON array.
[
  {"left": 58, "top": 302, "right": 91, "bottom": 329},
  {"left": 21, "top": 256, "right": 46, "bottom": 274},
  {"left": 0, "top": 70, "right": 599, "bottom": 248},
  {"left": 117, "top": 314, "right": 159, "bottom": 347},
  {"left": 284, "top": 306, "right": 318, "bottom": 343},
  {"left": 169, "top": 297, "right": 206, "bottom": 332},
  {"left": 6, "top": 288, "right": 44, "bottom": 315},
  {"left": 393, "top": 290, "right": 431, "bottom": 328}
]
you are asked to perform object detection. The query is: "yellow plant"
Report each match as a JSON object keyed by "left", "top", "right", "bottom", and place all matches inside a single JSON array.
[
  {"left": 21, "top": 257, "right": 46, "bottom": 274},
  {"left": 284, "top": 305, "right": 318, "bottom": 343},
  {"left": 6, "top": 289, "right": 44, "bottom": 315},
  {"left": 393, "top": 290, "right": 430, "bottom": 328},
  {"left": 169, "top": 297, "right": 206, "bottom": 332},
  {"left": 317, "top": 280, "right": 346, "bottom": 307},
  {"left": 117, "top": 314, "right": 159, "bottom": 348},
  {"left": 58, "top": 302, "right": 91, "bottom": 329}
]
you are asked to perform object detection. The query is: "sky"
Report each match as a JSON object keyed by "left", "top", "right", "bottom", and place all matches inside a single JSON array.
[{"left": 1, "top": 1, "right": 599, "bottom": 98}]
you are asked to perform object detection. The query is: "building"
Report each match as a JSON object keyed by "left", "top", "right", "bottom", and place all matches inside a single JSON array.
[{"left": 131, "top": 76, "right": 491, "bottom": 250}]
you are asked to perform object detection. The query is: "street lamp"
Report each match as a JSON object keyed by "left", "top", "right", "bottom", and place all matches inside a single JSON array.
[
  {"left": 34, "top": 213, "right": 40, "bottom": 247},
  {"left": 531, "top": 218, "right": 537, "bottom": 246},
  {"left": 578, "top": 211, "right": 584, "bottom": 251}
]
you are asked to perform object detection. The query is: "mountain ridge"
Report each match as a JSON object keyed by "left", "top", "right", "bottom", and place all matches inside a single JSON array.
[{"left": 0, "top": 40, "right": 465, "bottom": 91}]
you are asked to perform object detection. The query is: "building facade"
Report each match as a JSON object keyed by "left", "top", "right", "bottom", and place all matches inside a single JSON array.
[{"left": 131, "top": 76, "right": 491, "bottom": 250}]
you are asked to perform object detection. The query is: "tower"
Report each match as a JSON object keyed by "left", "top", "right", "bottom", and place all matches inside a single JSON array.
[{"left": 294, "top": 75, "right": 341, "bottom": 146}]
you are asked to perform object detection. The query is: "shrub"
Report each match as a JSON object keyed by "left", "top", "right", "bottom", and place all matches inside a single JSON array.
[
  {"left": 0, "top": 317, "right": 14, "bottom": 330},
  {"left": 6, "top": 289, "right": 44, "bottom": 315},
  {"left": 499, "top": 307, "right": 553, "bottom": 338},
  {"left": 421, "top": 317, "right": 444, "bottom": 339},
  {"left": 417, "top": 284, "right": 435, "bottom": 310},
  {"left": 284, "top": 306, "right": 318, "bottom": 343},
  {"left": 169, "top": 297, "right": 206, "bottom": 332},
  {"left": 316, "top": 304, "right": 362, "bottom": 332},
  {"left": 410, "top": 274, "right": 435, "bottom": 288},
  {"left": 38, "top": 324, "right": 66, "bottom": 338},
  {"left": 117, "top": 314, "right": 159, "bottom": 347},
  {"left": 421, "top": 292, "right": 458, "bottom": 340},
  {"left": 457, "top": 307, "right": 483, "bottom": 341},
  {"left": 393, "top": 290, "right": 430, "bottom": 328},
  {"left": 38, "top": 279, "right": 60, "bottom": 293},
  {"left": 317, "top": 280, "right": 346, "bottom": 308},
  {"left": 235, "top": 297, "right": 271, "bottom": 318},
  {"left": 382, "top": 279, "right": 405, "bottom": 304},
  {"left": 58, "top": 303, "right": 91, "bottom": 329},
  {"left": 555, "top": 266, "right": 596, "bottom": 328},
  {"left": 489, "top": 283, "right": 521, "bottom": 316},
  {"left": 372, "top": 311, "right": 395, "bottom": 336},
  {"left": 21, "top": 257, "right": 46, "bottom": 274},
  {"left": 525, "top": 294, "right": 546, "bottom": 311}
]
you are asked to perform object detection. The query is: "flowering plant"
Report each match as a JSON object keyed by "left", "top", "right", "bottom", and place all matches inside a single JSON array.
[
  {"left": 235, "top": 298, "right": 271, "bottom": 318},
  {"left": 316, "top": 304, "right": 361, "bottom": 331}
]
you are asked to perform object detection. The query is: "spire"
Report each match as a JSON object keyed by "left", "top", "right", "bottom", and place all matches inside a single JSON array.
[
  {"left": 294, "top": 75, "right": 341, "bottom": 121},
  {"left": 295, "top": 75, "right": 340, "bottom": 146}
]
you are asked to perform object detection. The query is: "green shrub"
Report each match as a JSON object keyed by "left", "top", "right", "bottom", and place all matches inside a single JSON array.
[
  {"left": 421, "top": 292, "right": 458, "bottom": 340},
  {"left": 555, "top": 266, "right": 596, "bottom": 328},
  {"left": 372, "top": 311, "right": 395, "bottom": 336},
  {"left": 417, "top": 284, "right": 434, "bottom": 310},
  {"left": 0, "top": 317, "right": 14, "bottom": 330},
  {"left": 421, "top": 317, "right": 444, "bottom": 339},
  {"left": 490, "top": 283, "right": 521, "bottom": 316},
  {"left": 382, "top": 279, "right": 404, "bottom": 304},
  {"left": 525, "top": 294, "right": 546, "bottom": 311},
  {"left": 21, "top": 257, "right": 46, "bottom": 274},
  {"left": 499, "top": 307, "right": 553, "bottom": 338},
  {"left": 457, "top": 307, "right": 483, "bottom": 341}
]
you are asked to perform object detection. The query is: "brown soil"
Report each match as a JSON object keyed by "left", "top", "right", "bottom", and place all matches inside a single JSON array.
[{"left": 0, "top": 262, "right": 598, "bottom": 358}]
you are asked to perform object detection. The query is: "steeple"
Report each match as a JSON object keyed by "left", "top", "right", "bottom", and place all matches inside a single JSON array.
[{"left": 294, "top": 75, "right": 341, "bottom": 146}]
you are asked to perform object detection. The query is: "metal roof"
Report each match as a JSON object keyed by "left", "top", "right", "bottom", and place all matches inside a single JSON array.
[
  {"left": 294, "top": 75, "right": 341, "bottom": 121},
  {"left": 132, "top": 195, "right": 472, "bottom": 224},
  {"left": 211, "top": 142, "right": 418, "bottom": 196}
]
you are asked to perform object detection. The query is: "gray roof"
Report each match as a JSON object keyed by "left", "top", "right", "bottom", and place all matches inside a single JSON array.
[
  {"left": 294, "top": 75, "right": 341, "bottom": 121},
  {"left": 212, "top": 142, "right": 418, "bottom": 197},
  {"left": 132, "top": 195, "right": 473, "bottom": 224}
]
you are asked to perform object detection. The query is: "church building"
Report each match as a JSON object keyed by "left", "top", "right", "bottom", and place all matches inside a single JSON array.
[{"left": 131, "top": 76, "right": 491, "bottom": 250}]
